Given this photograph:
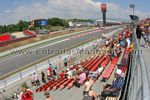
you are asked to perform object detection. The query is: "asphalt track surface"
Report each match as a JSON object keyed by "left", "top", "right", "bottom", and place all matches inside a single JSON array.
[{"left": 0, "top": 28, "right": 120, "bottom": 76}]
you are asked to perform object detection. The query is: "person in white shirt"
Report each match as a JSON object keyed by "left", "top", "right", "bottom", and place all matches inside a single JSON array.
[
  {"left": 67, "top": 69, "right": 73, "bottom": 79},
  {"left": 33, "top": 72, "right": 40, "bottom": 86}
]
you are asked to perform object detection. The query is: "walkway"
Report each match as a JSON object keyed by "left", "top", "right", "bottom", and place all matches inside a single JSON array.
[{"left": 139, "top": 38, "right": 150, "bottom": 84}]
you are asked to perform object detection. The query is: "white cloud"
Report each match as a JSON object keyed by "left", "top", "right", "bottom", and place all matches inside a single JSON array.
[
  {"left": 4, "top": 10, "right": 11, "bottom": 13},
  {"left": 0, "top": 0, "right": 149, "bottom": 24}
]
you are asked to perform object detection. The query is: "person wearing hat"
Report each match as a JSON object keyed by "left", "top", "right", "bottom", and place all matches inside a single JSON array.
[
  {"left": 99, "top": 69, "right": 125, "bottom": 100},
  {"left": 44, "top": 92, "right": 53, "bottom": 100},
  {"left": 18, "top": 83, "right": 33, "bottom": 100}
]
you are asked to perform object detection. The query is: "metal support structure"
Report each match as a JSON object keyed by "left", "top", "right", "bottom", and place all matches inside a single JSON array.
[{"left": 102, "top": 12, "right": 106, "bottom": 27}]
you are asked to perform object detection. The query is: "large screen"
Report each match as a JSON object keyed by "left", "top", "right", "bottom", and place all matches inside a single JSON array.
[
  {"left": 41, "top": 19, "right": 47, "bottom": 26},
  {"left": 34, "top": 19, "right": 47, "bottom": 27}
]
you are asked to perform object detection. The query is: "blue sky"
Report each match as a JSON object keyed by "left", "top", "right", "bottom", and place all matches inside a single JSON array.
[
  {"left": 95, "top": 0, "right": 150, "bottom": 12},
  {"left": 0, "top": 0, "right": 149, "bottom": 25}
]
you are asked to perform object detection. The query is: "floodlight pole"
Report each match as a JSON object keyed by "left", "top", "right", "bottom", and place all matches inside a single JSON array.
[
  {"left": 130, "top": 4, "right": 135, "bottom": 27},
  {"left": 130, "top": 4, "right": 135, "bottom": 17}
]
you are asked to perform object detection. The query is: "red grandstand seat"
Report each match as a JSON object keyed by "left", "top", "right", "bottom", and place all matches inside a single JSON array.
[
  {"left": 90, "top": 55, "right": 106, "bottom": 71},
  {"left": 0, "top": 34, "right": 12, "bottom": 42},
  {"left": 88, "top": 55, "right": 103, "bottom": 71},
  {"left": 36, "top": 78, "right": 56, "bottom": 92},
  {"left": 60, "top": 79, "right": 74, "bottom": 89},
  {"left": 24, "top": 30, "right": 34, "bottom": 35},
  {"left": 101, "top": 57, "right": 110, "bottom": 68},
  {"left": 84, "top": 56, "right": 99, "bottom": 69},
  {"left": 52, "top": 78, "right": 68, "bottom": 90},
  {"left": 47, "top": 78, "right": 66, "bottom": 91},
  {"left": 42, "top": 79, "right": 57, "bottom": 91},
  {"left": 119, "top": 51, "right": 130, "bottom": 73},
  {"left": 102, "top": 57, "right": 119, "bottom": 79},
  {"left": 82, "top": 56, "right": 96, "bottom": 68}
]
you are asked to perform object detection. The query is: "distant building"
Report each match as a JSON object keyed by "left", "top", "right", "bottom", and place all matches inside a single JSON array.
[
  {"left": 95, "top": 19, "right": 122, "bottom": 26},
  {"left": 68, "top": 21, "right": 95, "bottom": 28}
]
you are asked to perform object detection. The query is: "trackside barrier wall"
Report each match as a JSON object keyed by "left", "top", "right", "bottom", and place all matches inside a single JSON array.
[{"left": 123, "top": 28, "right": 150, "bottom": 100}]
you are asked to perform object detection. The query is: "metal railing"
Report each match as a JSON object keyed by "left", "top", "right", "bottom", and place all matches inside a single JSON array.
[{"left": 125, "top": 28, "right": 150, "bottom": 100}]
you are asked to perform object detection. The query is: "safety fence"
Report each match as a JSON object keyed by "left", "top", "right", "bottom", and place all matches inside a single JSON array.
[{"left": 122, "top": 28, "right": 150, "bottom": 100}]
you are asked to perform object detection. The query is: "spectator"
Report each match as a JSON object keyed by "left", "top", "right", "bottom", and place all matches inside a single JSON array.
[
  {"left": 64, "top": 58, "right": 68, "bottom": 67},
  {"left": 144, "top": 25, "right": 150, "bottom": 47},
  {"left": 136, "top": 25, "right": 142, "bottom": 45},
  {"left": 84, "top": 67, "right": 90, "bottom": 77},
  {"left": 108, "top": 49, "right": 117, "bottom": 61},
  {"left": 69, "top": 65, "right": 74, "bottom": 70},
  {"left": 18, "top": 83, "right": 33, "bottom": 100},
  {"left": 83, "top": 78, "right": 94, "bottom": 95},
  {"left": 105, "top": 40, "right": 109, "bottom": 47},
  {"left": 119, "top": 39, "right": 125, "bottom": 48},
  {"left": 72, "top": 69, "right": 77, "bottom": 76},
  {"left": 33, "top": 72, "right": 40, "bottom": 86},
  {"left": 66, "top": 69, "right": 73, "bottom": 79},
  {"left": 100, "top": 69, "right": 125, "bottom": 100},
  {"left": 88, "top": 71, "right": 98, "bottom": 81},
  {"left": 95, "top": 67, "right": 104, "bottom": 76},
  {"left": 29, "top": 74, "right": 36, "bottom": 86},
  {"left": 41, "top": 71, "right": 46, "bottom": 83},
  {"left": 116, "top": 44, "right": 121, "bottom": 56},
  {"left": 44, "top": 92, "right": 54, "bottom": 100},
  {"left": 74, "top": 71, "right": 86, "bottom": 88},
  {"left": 78, "top": 65, "right": 83, "bottom": 73},
  {"left": 60, "top": 70, "right": 65, "bottom": 78},
  {"left": 125, "top": 30, "right": 131, "bottom": 49},
  {"left": 83, "top": 89, "right": 98, "bottom": 100},
  {"left": 141, "top": 30, "right": 149, "bottom": 47},
  {"left": 53, "top": 67, "right": 58, "bottom": 78},
  {"left": 47, "top": 67, "right": 53, "bottom": 80},
  {"left": 49, "top": 63, "right": 55, "bottom": 73},
  {"left": 10, "top": 92, "right": 19, "bottom": 100}
]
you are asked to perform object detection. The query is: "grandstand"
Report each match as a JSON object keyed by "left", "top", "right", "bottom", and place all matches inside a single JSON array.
[
  {"left": 0, "top": 34, "right": 12, "bottom": 42},
  {"left": 0, "top": 30, "right": 36, "bottom": 47}
]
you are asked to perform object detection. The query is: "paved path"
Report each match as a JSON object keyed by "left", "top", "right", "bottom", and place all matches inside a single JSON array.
[{"left": 139, "top": 38, "right": 150, "bottom": 84}]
